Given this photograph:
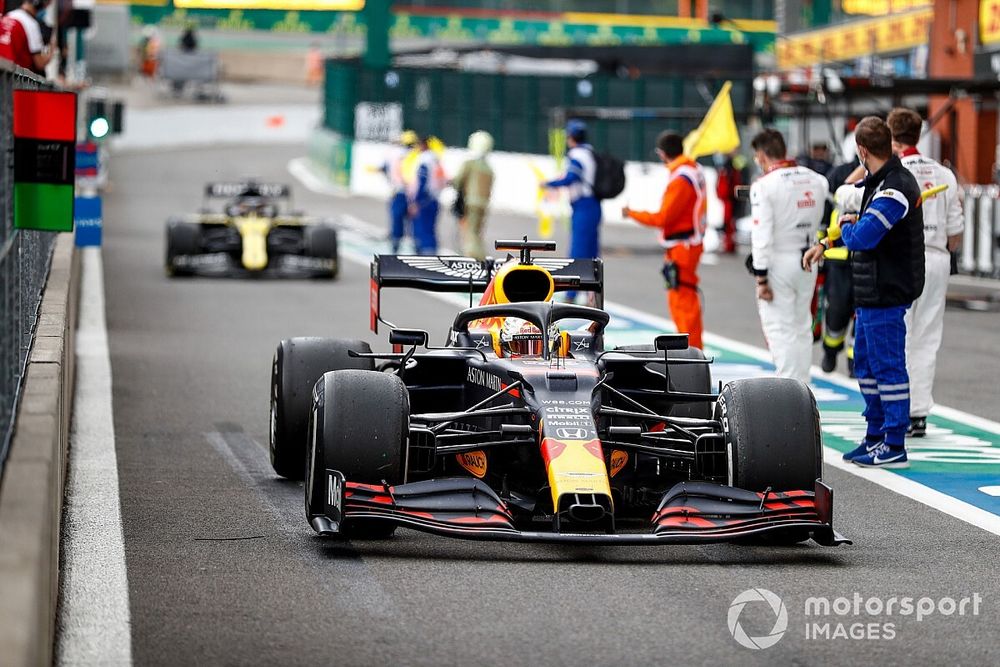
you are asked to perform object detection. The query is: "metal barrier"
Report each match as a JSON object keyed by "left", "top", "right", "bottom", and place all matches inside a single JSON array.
[
  {"left": 960, "top": 186, "right": 1000, "bottom": 278},
  {"left": 0, "top": 60, "right": 58, "bottom": 471}
]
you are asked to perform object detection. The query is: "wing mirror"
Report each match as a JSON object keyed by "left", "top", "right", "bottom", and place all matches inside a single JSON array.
[
  {"left": 389, "top": 328, "right": 429, "bottom": 347},
  {"left": 654, "top": 333, "right": 689, "bottom": 351}
]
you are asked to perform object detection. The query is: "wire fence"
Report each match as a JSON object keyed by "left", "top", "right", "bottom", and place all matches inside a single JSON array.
[
  {"left": 324, "top": 59, "right": 753, "bottom": 161},
  {"left": 0, "top": 60, "right": 58, "bottom": 473}
]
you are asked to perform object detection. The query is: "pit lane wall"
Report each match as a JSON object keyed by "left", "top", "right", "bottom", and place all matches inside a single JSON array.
[
  {"left": 0, "top": 58, "right": 82, "bottom": 666},
  {"left": 0, "top": 234, "right": 80, "bottom": 666}
]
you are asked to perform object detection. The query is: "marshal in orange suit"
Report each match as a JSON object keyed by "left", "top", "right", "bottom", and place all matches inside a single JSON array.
[{"left": 623, "top": 131, "right": 707, "bottom": 350}]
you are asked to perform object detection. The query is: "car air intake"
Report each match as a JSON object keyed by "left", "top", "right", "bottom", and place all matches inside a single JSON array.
[
  {"left": 558, "top": 493, "right": 613, "bottom": 526},
  {"left": 496, "top": 265, "right": 553, "bottom": 302}
]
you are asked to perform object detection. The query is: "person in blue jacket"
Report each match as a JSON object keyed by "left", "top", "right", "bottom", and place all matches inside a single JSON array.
[
  {"left": 544, "top": 120, "right": 602, "bottom": 265},
  {"left": 804, "top": 117, "right": 925, "bottom": 469}
]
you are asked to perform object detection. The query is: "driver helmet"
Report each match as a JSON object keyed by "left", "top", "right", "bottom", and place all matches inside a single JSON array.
[
  {"left": 229, "top": 197, "right": 274, "bottom": 217},
  {"left": 500, "top": 318, "right": 543, "bottom": 357}
]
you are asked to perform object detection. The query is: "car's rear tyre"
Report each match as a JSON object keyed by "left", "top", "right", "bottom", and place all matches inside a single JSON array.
[
  {"left": 304, "top": 225, "right": 339, "bottom": 279},
  {"left": 165, "top": 220, "right": 202, "bottom": 277},
  {"left": 306, "top": 370, "right": 409, "bottom": 539},
  {"left": 270, "top": 338, "right": 374, "bottom": 480},
  {"left": 716, "top": 377, "right": 821, "bottom": 492},
  {"left": 614, "top": 345, "right": 713, "bottom": 419}
]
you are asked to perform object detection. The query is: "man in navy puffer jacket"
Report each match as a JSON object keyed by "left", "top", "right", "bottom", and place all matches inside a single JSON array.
[{"left": 804, "top": 117, "right": 924, "bottom": 468}]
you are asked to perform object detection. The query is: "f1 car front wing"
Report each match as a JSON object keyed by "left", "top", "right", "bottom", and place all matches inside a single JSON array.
[
  {"left": 313, "top": 474, "right": 851, "bottom": 546},
  {"left": 169, "top": 252, "right": 336, "bottom": 278}
]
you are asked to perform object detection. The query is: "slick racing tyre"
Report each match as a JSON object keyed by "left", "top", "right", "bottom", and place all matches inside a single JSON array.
[
  {"left": 270, "top": 338, "right": 374, "bottom": 480},
  {"left": 615, "top": 345, "right": 713, "bottom": 419},
  {"left": 304, "top": 225, "right": 339, "bottom": 279},
  {"left": 165, "top": 220, "right": 202, "bottom": 277},
  {"left": 305, "top": 370, "right": 409, "bottom": 539},
  {"left": 715, "top": 377, "right": 821, "bottom": 493}
]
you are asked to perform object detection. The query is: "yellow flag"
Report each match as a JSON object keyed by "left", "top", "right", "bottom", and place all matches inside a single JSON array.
[
  {"left": 529, "top": 162, "right": 554, "bottom": 239},
  {"left": 683, "top": 81, "right": 740, "bottom": 160}
]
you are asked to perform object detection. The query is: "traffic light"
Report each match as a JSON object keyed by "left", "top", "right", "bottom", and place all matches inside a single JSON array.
[{"left": 85, "top": 98, "right": 124, "bottom": 139}]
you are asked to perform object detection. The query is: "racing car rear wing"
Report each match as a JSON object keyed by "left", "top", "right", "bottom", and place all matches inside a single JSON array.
[
  {"left": 370, "top": 254, "right": 604, "bottom": 333},
  {"left": 204, "top": 181, "right": 291, "bottom": 199}
]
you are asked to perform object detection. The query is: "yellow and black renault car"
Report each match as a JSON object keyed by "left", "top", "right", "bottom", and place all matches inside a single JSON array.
[
  {"left": 269, "top": 239, "right": 848, "bottom": 547},
  {"left": 165, "top": 181, "right": 338, "bottom": 279}
]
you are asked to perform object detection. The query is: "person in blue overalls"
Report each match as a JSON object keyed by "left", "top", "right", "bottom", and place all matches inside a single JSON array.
[
  {"left": 544, "top": 120, "right": 602, "bottom": 282},
  {"left": 383, "top": 130, "right": 417, "bottom": 253},
  {"left": 408, "top": 136, "right": 443, "bottom": 255},
  {"left": 803, "top": 117, "right": 925, "bottom": 469}
]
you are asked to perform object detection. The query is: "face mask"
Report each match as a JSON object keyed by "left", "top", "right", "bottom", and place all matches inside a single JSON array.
[{"left": 857, "top": 151, "right": 868, "bottom": 173}]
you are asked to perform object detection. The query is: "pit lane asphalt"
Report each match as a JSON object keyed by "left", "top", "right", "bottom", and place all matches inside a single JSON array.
[{"left": 99, "top": 144, "right": 999, "bottom": 666}]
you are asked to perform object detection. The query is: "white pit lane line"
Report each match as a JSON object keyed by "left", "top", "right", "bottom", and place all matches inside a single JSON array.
[
  {"left": 57, "top": 248, "right": 133, "bottom": 666},
  {"left": 294, "top": 161, "right": 1000, "bottom": 538}
]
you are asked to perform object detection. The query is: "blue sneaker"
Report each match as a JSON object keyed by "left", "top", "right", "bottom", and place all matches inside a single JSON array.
[
  {"left": 842, "top": 439, "right": 882, "bottom": 461},
  {"left": 851, "top": 442, "right": 909, "bottom": 469}
]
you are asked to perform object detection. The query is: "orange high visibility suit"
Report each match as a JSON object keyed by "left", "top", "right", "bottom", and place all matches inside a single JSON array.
[{"left": 626, "top": 155, "right": 707, "bottom": 349}]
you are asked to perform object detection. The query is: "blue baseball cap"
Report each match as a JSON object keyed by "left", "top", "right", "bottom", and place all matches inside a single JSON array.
[{"left": 566, "top": 119, "right": 588, "bottom": 141}]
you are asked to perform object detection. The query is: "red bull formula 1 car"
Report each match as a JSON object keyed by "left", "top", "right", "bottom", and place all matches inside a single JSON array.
[
  {"left": 269, "top": 240, "right": 849, "bottom": 546},
  {"left": 165, "top": 181, "right": 339, "bottom": 279}
]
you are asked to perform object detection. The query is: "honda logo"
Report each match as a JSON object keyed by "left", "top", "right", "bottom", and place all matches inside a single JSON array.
[{"left": 555, "top": 427, "right": 589, "bottom": 439}]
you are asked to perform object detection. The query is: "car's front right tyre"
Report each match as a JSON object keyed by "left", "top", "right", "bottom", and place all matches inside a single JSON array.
[
  {"left": 305, "top": 370, "right": 409, "bottom": 539},
  {"left": 270, "top": 338, "right": 373, "bottom": 480},
  {"left": 165, "top": 220, "right": 202, "bottom": 277}
]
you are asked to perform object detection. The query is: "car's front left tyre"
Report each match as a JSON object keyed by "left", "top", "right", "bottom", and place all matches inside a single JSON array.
[
  {"left": 715, "top": 377, "right": 821, "bottom": 545},
  {"left": 304, "top": 225, "right": 339, "bottom": 279},
  {"left": 716, "top": 377, "right": 821, "bottom": 492}
]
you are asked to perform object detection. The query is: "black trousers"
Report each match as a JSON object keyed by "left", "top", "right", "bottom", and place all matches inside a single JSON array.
[{"left": 823, "top": 260, "right": 854, "bottom": 352}]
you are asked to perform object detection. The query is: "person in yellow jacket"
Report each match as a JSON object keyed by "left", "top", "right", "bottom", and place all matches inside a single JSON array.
[{"left": 382, "top": 130, "right": 417, "bottom": 253}]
